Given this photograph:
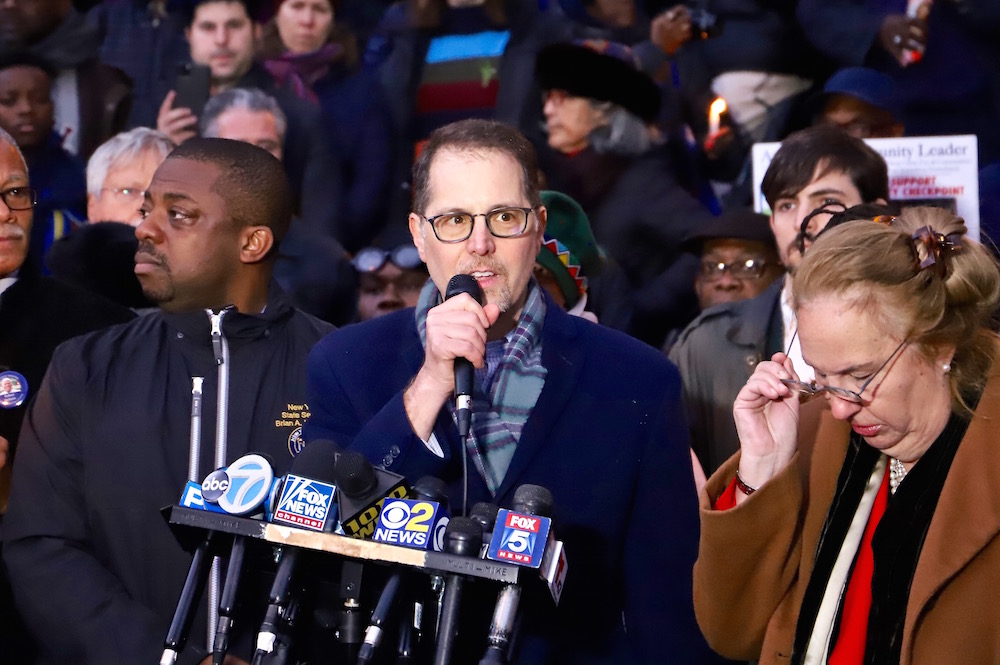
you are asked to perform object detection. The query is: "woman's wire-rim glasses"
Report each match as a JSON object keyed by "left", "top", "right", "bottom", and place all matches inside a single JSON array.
[{"left": 779, "top": 331, "right": 909, "bottom": 403}]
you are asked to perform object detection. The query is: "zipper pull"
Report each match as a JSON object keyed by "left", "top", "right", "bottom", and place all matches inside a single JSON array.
[{"left": 209, "top": 310, "right": 226, "bottom": 365}]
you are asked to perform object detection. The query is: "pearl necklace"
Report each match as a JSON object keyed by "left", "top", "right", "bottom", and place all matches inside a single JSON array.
[{"left": 889, "top": 458, "right": 907, "bottom": 494}]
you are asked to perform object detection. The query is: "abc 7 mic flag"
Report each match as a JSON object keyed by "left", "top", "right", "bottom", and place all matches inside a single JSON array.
[{"left": 185, "top": 454, "right": 276, "bottom": 516}]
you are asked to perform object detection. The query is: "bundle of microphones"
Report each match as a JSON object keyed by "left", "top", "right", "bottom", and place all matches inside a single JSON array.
[{"left": 164, "top": 440, "right": 568, "bottom": 665}]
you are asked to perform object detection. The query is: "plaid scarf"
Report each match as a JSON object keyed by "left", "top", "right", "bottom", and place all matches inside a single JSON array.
[{"left": 415, "top": 280, "right": 547, "bottom": 494}]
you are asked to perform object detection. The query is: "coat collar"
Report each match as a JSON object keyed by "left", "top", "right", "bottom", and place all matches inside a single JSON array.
[
  {"left": 902, "top": 352, "right": 1000, "bottom": 662},
  {"left": 161, "top": 281, "right": 295, "bottom": 345}
]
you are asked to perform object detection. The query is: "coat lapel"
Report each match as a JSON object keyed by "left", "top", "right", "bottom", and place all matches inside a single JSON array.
[
  {"left": 493, "top": 305, "right": 583, "bottom": 501},
  {"left": 902, "top": 360, "right": 1000, "bottom": 662}
]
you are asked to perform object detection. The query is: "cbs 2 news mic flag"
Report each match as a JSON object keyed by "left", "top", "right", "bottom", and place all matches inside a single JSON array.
[{"left": 372, "top": 498, "right": 450, "bottom": 551}]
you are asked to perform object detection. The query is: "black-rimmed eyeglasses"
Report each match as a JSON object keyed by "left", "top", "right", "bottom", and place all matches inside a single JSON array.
[
  {"left": 0, "top": 187, "right": 37, "bottom": 211},
  {"left": 780, "top": 337, "right": 909, "bottom": 403},
  {"left": 419, "top": 206, "right": 537, "bottom": 243}
]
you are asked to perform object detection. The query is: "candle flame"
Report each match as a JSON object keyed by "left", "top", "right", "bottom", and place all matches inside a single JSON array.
[{"left": 709, "top": 98, "right": 727, "bottom": 117}]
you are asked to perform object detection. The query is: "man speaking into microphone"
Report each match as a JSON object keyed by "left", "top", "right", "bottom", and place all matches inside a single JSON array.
[{"left": 304, "top": 119, "right": 721, "bottom": 663}]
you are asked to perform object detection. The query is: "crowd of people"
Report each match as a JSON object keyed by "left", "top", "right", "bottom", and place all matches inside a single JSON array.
[{"left": 0, "top": 0, "right": 998, "bottom": 663}]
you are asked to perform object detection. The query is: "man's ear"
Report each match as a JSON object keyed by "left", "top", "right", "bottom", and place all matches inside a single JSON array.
[
  {"left": 240, "top": 226, "right": 274, "bottom": 264},
  {"left": 409, "top": 213, "right": 427, "bottom": 263}
]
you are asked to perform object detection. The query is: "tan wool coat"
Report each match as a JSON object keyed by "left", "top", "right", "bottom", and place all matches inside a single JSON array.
[{"left": 694, "top": 359, "right": 1000, "bottom": 664}]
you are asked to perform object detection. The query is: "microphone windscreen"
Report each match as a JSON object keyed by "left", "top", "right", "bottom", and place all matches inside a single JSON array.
[
  {"left": 470, "top": 502, "right": 500, "bottom": 533},
  {"left": 411, "top": 476, "right": 449, "bottom": 506},
  {"left": 334, "top": 450, "right": 379, "bottom": 499},
  {"left": 445, "top": 274, "right": 484, "bottom": 305},
  {"left": 290, "top": 438, "right": 339, "bottom": 482},
  {"left": 444, "top": 517, "right": 483, "bottom": 556},
  {"left": 511, "top": 484, "right": 554, "bottom": 517}
]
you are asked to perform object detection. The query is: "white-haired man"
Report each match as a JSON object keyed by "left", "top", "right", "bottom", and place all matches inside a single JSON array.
[{"left": 86, "top": 127, "right": 175, "bottom": 225}]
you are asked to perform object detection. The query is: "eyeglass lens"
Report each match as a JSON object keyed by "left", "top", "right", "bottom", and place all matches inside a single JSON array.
[
  {"left": 1, "top": 187, "right": 35, "bottom": 211},
  {"left": 700, "top": 258, "right": 766, "bottom": 280},
  {"left": 431, "top": 208, "right": 530, "bottom": 242}
]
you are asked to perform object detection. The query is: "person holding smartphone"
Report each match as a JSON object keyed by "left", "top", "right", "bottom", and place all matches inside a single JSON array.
[{"left": 155, "top": 0, "right": 345, "bottom": 245}]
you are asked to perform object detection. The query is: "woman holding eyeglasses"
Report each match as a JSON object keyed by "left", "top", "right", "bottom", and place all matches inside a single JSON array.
[{"left": 693, "top": 206, "right": 1000, "bottom": 665}]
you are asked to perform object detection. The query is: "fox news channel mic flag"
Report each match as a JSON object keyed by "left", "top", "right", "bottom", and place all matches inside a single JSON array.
[
  {"left": 751, "top": 134, "right": 981, "bottom": 240},
  {"left": 271, "top": 474, "right": 337, "bottom": 531}
]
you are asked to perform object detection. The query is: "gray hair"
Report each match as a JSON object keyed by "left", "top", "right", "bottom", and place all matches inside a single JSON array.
[
  {"left": 86, "top": 127, "right": 175, "bottom": 195},
  {"left": 200, "top": 88, "right": 287, "bottom": 141},
  {"left": 0, "top": 126, "right": 28, "bottom": 175},
  {"left": 588, "top": 102, "right": 654, "bottom": 157}
]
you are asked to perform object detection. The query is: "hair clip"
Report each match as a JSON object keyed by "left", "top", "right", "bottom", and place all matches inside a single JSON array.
[
  {"left": 872, "top": 215, "right": 896, "bottom": 226},
  {"left": 911, "top": 225, "right": 963, "bottom": 278}
]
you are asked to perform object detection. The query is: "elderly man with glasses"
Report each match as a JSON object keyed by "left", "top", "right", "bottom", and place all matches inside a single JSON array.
[
  {"left": 0, "top": 127, "right": 134, "bottom": 662},
  {"left": 302, "top": 119, "right": 721, "bottom": 665}
]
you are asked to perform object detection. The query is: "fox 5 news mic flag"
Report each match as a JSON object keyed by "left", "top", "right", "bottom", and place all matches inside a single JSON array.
[{"left": 486, "top": 510, "right": 551, "bottom": 568}]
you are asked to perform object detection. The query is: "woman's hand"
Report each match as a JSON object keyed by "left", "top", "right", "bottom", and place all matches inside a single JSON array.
[{"left": 733, "top": 352, "right": 801, "bottom": 494}]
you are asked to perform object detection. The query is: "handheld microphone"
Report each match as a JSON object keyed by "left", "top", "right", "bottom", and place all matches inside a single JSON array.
[
  {"left": 357, "top": 571, "right": 401, "bottom": 665},
  {"left": 446, "top": 274, "right": 484, "bottom": 517},
  {"left": 479, "top": 485, "right": 555, "bottom": 665},
  {"left": 444, "top": 274, "right": 484, "bottom": 441},
  {"left": 252, "top": 440, "right": 340, "bottom": 664},
  {"left": 335, "top": 450, "right": 410, "bottom": 538},
  {"left": 433, "top": 517, "right": 484, "bottom": 665},
  {"left": 373, "top": 475, "right": 451, "bottom": 552}
]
